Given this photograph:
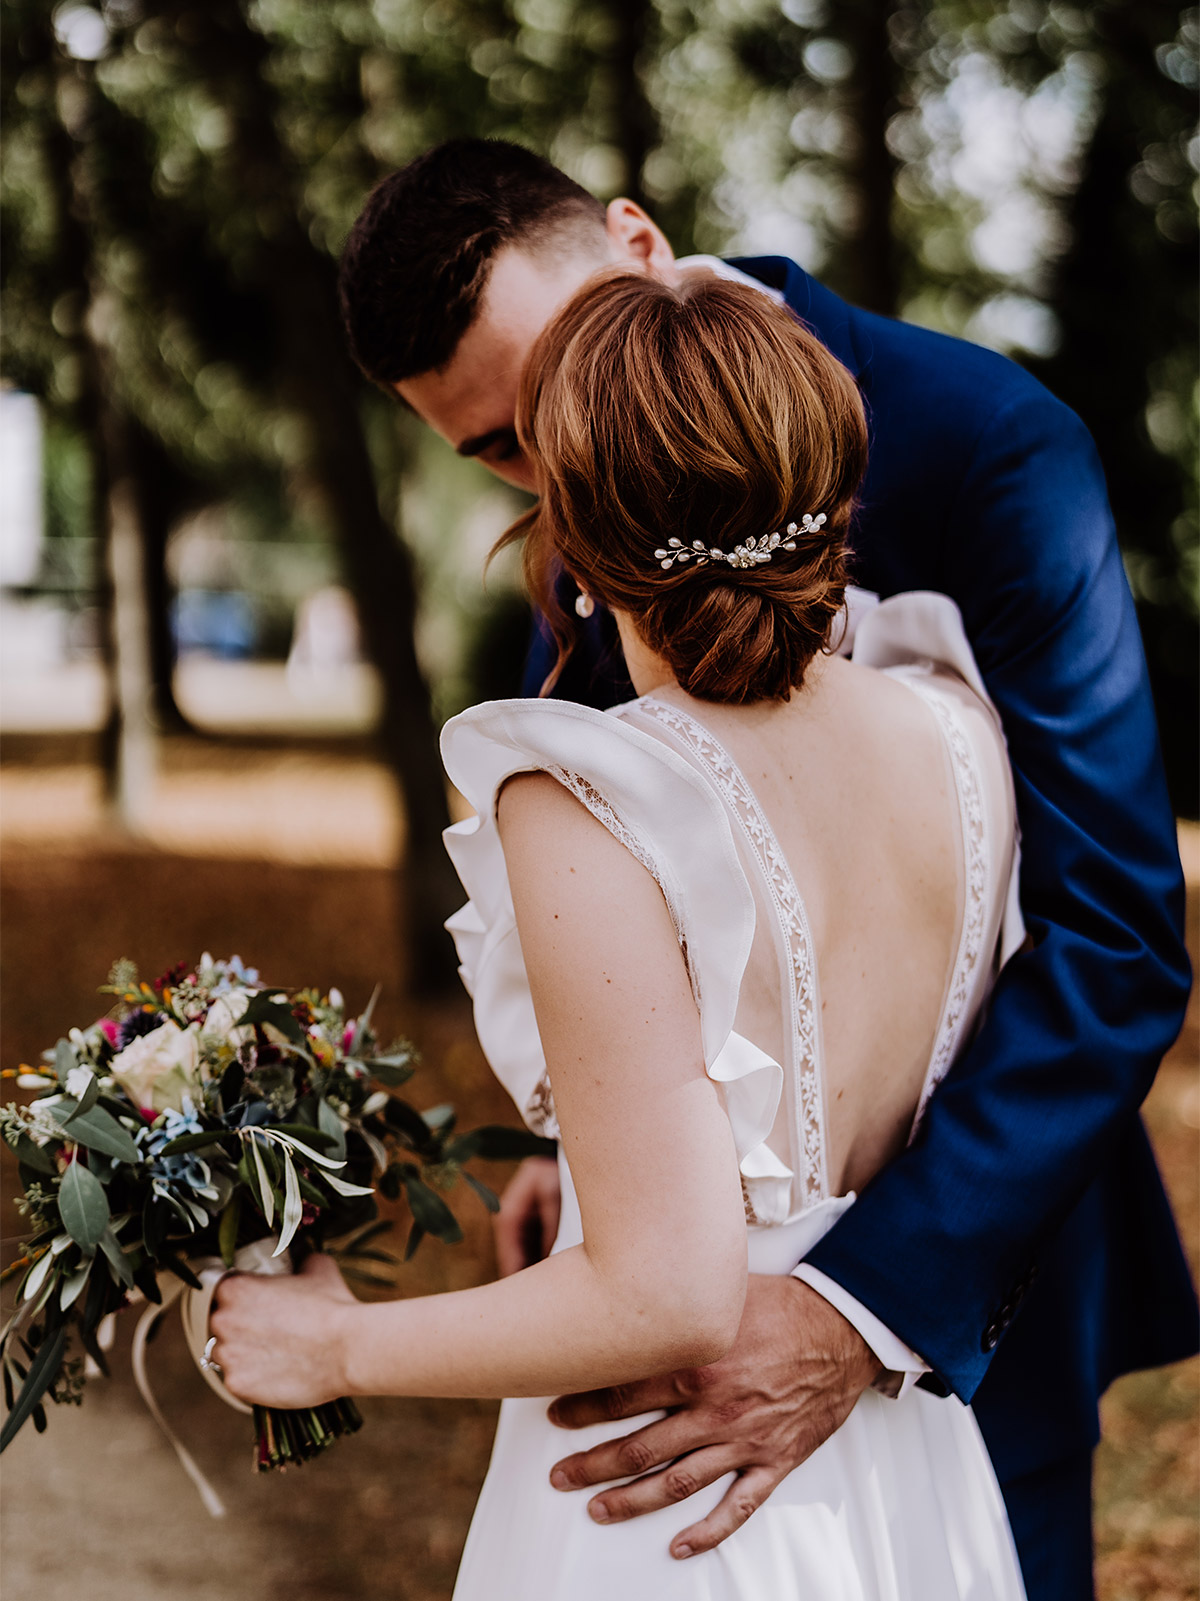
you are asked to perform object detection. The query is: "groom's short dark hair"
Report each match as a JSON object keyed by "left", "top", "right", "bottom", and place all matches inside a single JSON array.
[{"left": 339, "top": 139, "right": 606, "bottom": 388}]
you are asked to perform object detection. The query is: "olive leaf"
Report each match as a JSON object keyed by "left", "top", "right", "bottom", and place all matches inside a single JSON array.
[{"left": 59, "top": 1160, "right": 111, "bottom": 1251}]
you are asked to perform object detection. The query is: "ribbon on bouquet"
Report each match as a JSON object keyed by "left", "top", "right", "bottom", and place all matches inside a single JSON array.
[{"left": 130, "top": 1237, "right": 290, "bottom": 1519}]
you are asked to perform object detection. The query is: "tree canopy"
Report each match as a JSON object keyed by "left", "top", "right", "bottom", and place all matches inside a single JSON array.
[{"left": 3, "top": 0, "right": 1195, "bottom": 883}]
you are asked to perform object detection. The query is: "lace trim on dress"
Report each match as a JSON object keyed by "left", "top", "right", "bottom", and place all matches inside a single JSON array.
[
  {"left": 628, "top": 701, "right": 828, "bottom": 1209},
  {"left": 520, "top": 764, "right": 694, "bottom": 1143},
  {"left": 900, "top": 680, "right": 989, "bottom": 1138}
]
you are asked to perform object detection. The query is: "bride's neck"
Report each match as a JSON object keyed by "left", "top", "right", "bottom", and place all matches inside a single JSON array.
[
  {"left": 613, "top": 607, "right": 836, "bottom": 705},
  {"left": 613, "top": 611, "right": 675, "bottom": 696}
]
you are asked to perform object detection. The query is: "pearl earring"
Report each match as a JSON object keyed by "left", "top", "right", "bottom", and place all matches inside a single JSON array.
[{"left": 575, "top": 590, "right": 595, "bottom": 619}]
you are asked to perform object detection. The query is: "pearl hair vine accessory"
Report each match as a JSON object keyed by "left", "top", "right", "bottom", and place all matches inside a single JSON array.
[{"left": 654, "top": 513, "right": 827, "bottom": 572}]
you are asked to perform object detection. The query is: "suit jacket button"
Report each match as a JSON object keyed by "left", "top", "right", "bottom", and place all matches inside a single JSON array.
[{"left": 982, "top": 1323, "right": 999, "bottom": 1352}]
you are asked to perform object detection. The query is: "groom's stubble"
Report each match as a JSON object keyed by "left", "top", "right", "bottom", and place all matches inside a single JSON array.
[{"left": 394, "top": 199, "right": 678, "bottom": 493}]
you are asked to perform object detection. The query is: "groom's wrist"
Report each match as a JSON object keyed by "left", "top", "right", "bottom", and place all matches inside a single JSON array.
[{"left": 791, "top": 1264, "right": 929, "bottom": 1396}]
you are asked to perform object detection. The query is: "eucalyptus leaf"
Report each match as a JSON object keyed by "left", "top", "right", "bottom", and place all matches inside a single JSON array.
[
  {"left": 265, "top": 1123, "right": 336, "bottom": 1149},
  {"left": 248, "top": 1134, "right": 274, "bottom": 1228},
  {"left": 158, "top": 1253, "right": 203, "bottom": 1291},
  {"left": 21, "top": 1251, "right": 56, "bottom": 1304},
  {"left": 321, "top": 1170, "right": 376, "bottom": 1199},
  {"left": 347, "top": 984, "right": 380, "bottom": 1056},
  {"left": 237, "top": 993, "right": 305, "bottom": 1046},
  {"left": 338, "top": 1219, "right": 393, "bottom": 1255},
  {"left": 157, "top": 1130, "right": 228, "bottom": 1156},
  {"left": 403, "top": 1175, "right": 463, "bottom": 1245},
  {"left": 53, "top": 1102, "right": 140, "bottom": 1165},
  {"left": 54, "top": 1039, "right": 77, "bottom": 1080},
  {"left": 77, "top": 1322, "right": 110, "bottom": 1377},
  {"left": 7, "top": 1134, "right": 55, "bottom": 1175},
  {"left": 0, "top": 1324, "right": 67, "bottom": 1453},
  {"left": 59, "top": 1160, "right": 110, "bottom": 1251},
  {"left": 341, "top": 1247, "right": 399, "bottom": 1267},
  {"left": 383, "top": 1098, "right": 438, "bottom": 1154},
  {"left": 218, "top": 1195, "right": 241, "bottom": 1269},
  {"left": 317, "top": 1098, "right": 346, "bottom": 1162},
  {"left": 296, "top": 1174, "right": 327, "bottom": 1209},
  {"left": 97, "top": 1229, "right": 135, "bottom": 1291},
  {"left": 446, "top": 1126, "right": 559, "bottom": 1164},
  {"left": 59, "top": 1262, "right": 92, "bottom": 1312},
  {"left": 339, "top": 1265, "right": 395, "bottom": 1287},
  {"left": 274, "top": 1150, "right": 304, "bottom": 1257},
  {"left": 464, "top": 1172, "right": 501, "bottom": 1214},
  {"left": 132, "top": 1261, "right": 163, "bottom": 1305},
  {"left": 364, "top": 1057, "right": 415, "bottom": 1088}
]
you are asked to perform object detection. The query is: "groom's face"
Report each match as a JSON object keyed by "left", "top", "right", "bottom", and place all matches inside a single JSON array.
[
  {"left": 395, "top": 203, "right": 677, "bottom": 491},
  {"left": 394, "top": 243, "right": 610, "bottom": 492}
]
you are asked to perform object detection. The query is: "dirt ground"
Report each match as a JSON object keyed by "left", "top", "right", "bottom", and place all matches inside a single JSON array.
[{"left": 0, "top": 744, "right": 1196, "bottom": 1600}]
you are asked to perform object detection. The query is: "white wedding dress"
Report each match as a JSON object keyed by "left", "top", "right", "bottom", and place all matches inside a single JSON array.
[{"left": 440, "top": 592, "right": 1029, "bottom": 1601}]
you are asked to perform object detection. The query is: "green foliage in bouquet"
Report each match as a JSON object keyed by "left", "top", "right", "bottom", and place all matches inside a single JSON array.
[{"left": 0, "top": 955, "right": 553, "bottom": 1470}]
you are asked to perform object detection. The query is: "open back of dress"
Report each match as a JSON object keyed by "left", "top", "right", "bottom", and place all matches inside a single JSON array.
[{"left": 442, "top": 592, "right": 1028, "bottom": 1601}]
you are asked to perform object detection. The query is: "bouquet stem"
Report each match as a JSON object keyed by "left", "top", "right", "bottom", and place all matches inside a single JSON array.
[{"left": 252, "top": 1398, "right": 363, "bottom": 1472}]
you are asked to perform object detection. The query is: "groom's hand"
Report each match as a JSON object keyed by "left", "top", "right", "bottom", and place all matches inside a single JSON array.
[
  {"left": 493, "top": 1155, "right": 562, "bottom": 1277},
  {"left": 548, "top": 1276, "right": 883, "bottom": 1559}
]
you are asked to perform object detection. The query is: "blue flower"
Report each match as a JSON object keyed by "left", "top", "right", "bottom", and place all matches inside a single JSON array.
[{"left": 210, "top": 956, "right": 260, "bottom": 996}]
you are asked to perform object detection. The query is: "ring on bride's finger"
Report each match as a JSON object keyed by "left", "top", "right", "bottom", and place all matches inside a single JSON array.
[{"left": 200, "top": 1335, "right": 223, "bottom": 1376}]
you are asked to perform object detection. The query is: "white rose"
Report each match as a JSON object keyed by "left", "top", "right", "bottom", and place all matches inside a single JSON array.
[
  {"left": 109, "top": 1021, "right": 201, "bottom": 1113},
  {"left": 202, "top": 990, "right": 253, "bottom": 1047}
]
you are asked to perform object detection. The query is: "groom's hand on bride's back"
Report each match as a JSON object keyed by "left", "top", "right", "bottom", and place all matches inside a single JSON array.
[
  {"left": 493, "top": 1155, "right": 563, "bottom": 1277},
  {"left": 547, "top": 1277, "right": 883, "bottom": 1559}
]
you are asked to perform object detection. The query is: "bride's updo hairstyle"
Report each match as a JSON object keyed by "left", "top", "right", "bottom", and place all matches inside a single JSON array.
[{"left": 499, "top": 269, "right": 868, "bottom": 703}]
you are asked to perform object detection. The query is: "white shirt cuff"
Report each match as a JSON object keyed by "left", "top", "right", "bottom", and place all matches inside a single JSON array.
[{"left": 792, "top": 1265, "right": 930, "bottom": 1400}]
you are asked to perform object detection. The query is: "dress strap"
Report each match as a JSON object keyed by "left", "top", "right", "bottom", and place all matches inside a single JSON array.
[
  {"left": 893, "top": 674, "right": 990, "bottom": 1138},
  {"left": 622, "top": 699, "right": 829, "bottom": 1207}
]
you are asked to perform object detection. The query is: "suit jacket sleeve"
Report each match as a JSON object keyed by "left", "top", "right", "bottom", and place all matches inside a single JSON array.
[{"left": 803, "top": 381, "right": 1192, "bottom": 1401}]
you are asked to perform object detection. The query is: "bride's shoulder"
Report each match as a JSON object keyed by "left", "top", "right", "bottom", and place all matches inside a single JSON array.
[{"left": 440, "top": 694, "right": 713, "bottom": 825}]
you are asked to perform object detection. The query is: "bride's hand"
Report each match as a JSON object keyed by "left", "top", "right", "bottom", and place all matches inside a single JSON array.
[
  {"left": 208, "top": 1254, "right": 359, "bottom": 1409},
  {"left": 546, "top": 1277, "right": 883, "bottom": 1559}
]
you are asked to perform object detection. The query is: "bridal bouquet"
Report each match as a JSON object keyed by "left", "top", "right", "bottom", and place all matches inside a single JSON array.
[{"left": 1, "top": 954, "right": 550, "bottom": 1490}]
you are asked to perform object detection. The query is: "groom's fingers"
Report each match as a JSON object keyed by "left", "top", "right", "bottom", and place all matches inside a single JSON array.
[
  {"left": 583, "top": 1443, "right": 738, "bottom": 1525},
  {"left": 666, "top": 1465, "right": 781, "bottom": 1559},
  {"left": 548, "top": 1374, "right": 678, "bottom": 1429},
  {"left": 550, "top": 1411, "right": 699, "bottom": 1490}
]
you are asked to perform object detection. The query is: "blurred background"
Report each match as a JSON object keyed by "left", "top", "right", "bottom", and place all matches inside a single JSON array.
[{"left": 1, "top": 1, "right": 1196, "bottom": 1597}]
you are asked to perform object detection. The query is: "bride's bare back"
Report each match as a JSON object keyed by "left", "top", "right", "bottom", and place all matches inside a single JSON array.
[{"left": 644, "top": 648, "right": 1001, "bottom": 1197}]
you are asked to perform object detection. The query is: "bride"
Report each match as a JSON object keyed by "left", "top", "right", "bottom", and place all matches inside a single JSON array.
[{"left": 211, "top": 269, "right": 1028, "bottom": 1599}]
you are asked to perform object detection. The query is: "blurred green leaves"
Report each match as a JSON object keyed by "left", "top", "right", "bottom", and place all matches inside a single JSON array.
[{"left": 1, "top": 0, "right": 1194, "bottom": 803}]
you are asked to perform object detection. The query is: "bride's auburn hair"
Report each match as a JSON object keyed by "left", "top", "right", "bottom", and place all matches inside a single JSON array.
[{"left": 499, "top": 270, "right": 868, "bottom": 703}]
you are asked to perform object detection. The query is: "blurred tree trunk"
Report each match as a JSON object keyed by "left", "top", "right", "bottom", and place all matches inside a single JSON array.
[
  {"left": 127, "top": 418, "right": 192, "bottom": 735},
  {"left": 608, "top": 0, "right": 657, "bottom": 207},
  {"left": 835, "top": 0, "right": 903, "bottom": 316},
  {"left": 166, "top": 0, "right": 460, "bottom": 991},
  {"left": 44, "top": 37, "right": 158, "bottom": 827}
]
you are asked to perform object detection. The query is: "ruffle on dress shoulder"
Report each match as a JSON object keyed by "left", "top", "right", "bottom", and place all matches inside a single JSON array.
[{"left": 440, "top": 699, "right": 787, "bottom": 1212}]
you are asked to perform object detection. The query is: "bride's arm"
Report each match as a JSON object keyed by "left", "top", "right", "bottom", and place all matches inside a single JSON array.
[{"left": 211, "top": 771, "right": 748, "bottom": 1405}]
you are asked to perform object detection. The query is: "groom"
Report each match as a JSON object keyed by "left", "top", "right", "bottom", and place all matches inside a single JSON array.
[{"left": 338, "top": 139, "right": 1197, "bottom": 1598}]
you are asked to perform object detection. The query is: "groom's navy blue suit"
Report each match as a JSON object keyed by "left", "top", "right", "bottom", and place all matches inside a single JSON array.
[{"left": 523, "top": 257, "right": 1199, "bottom": 1599}]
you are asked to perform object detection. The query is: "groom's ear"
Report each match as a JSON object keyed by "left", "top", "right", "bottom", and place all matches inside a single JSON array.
[{"left": 605, "top": 199, "right": 677, "bottom": 282}]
